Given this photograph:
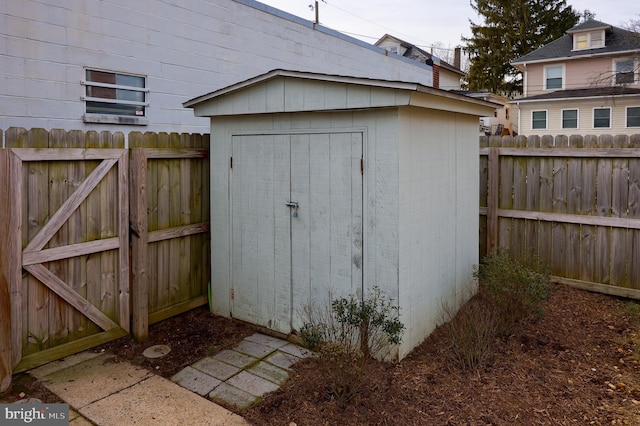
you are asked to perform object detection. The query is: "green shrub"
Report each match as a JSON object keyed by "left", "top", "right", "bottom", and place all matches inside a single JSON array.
[
  {"left": 299, "top": 287, "right": 405, "bottom": 404},
  {"left": 474, "top": 250, "right": 551, "bottom": 337},
  {"left": 441, "top": 251, "right": 551, "bottom": 370}
]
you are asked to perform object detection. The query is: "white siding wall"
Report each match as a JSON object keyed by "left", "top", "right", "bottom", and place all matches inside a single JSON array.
[
  {"left": 516, "top": 97, "right": 640, "bottom": 137},
  {"left": 209, "top": 110, "right": 401, "bottom": 327},
  {"left": 396, "top": 107, "right": 478, "bottom": 358},
  {"left": 0, "top": 0, "right": 432, "bottom": 135}
]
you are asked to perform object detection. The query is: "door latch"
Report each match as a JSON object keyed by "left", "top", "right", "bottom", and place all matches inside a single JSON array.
[{"left": 285, "top": 201, "right": 299, "bottom": 217}]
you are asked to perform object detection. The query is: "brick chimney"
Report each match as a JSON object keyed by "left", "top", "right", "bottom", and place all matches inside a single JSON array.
[
  {"left": 454, "top": 47, "right": 461, "bottom": 70},
  {"left": 432, "top": 56, "right": 440, "bottom": 89}
]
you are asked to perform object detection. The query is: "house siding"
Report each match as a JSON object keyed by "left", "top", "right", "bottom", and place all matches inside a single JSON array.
[
  {"left": 525, "top": 56, "right": 639, "bottom": 97},
  {"left": 516, "top": 98, "right": 640, "bottom": 137},
  {"left": 0, "top": 0, "right": 432, "bottom": 135}
]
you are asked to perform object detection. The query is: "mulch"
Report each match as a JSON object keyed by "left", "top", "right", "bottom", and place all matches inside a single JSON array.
[{"left": 3, "top": 284, "right": 640, "bottom": 425}]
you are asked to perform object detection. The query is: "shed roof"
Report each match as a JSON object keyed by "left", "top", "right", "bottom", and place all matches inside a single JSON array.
[{"left": 184, "top": 69, "right": 497, "bottom": 117}]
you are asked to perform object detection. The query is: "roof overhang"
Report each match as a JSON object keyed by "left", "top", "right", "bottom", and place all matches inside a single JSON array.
[
  {"left": 184, "top": 69, "right": 498, "bottom": 118},
  {"left": 511, "top": 49, "right": 640, "bottom": 68},
  {"left": 511, "top": 92, "right": 640, "bottom": 105}
]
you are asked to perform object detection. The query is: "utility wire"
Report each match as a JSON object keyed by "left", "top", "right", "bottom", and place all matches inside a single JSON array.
[{"left": 319, "top": 0, "right": 461, "bottom": 52}]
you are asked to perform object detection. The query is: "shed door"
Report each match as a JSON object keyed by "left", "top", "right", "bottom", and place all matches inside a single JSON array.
[{"left": 230, "top": 132, "right": 363, "bottom": 334}]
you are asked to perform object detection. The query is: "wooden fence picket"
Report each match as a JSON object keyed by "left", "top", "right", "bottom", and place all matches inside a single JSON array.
[{"left": 480, "top": 133, "right": 640, "bottom": 299}]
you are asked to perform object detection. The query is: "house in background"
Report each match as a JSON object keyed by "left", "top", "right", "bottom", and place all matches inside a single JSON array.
[
  {"left": 451, "top": 91, "right": 512, "bottom": 135},
  {"left": 510, "top": 19, "right": 640, "bottom": 138},
  {"left": 375, "top": 34, "right": 465, "bottom": 90},
  {"left": 0, "top": 0, "right": 433, "bottom": 139}
]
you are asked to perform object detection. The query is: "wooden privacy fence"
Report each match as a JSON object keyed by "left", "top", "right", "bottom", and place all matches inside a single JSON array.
[
  {"left": 480, "top": 134, "right": 640, "bottom": 299},
  {"left": 0, "top": 128, "right": 209, "bottom": 393}
]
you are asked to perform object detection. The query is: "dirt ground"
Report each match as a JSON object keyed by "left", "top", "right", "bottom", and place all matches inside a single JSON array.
[{"left": 3, "top": 284, "right": 640, "bottom": 425}]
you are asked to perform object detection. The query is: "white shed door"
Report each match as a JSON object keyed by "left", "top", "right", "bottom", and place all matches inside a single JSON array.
[{"left": 230, "top": 132, "right": 363, "bottom": 334}]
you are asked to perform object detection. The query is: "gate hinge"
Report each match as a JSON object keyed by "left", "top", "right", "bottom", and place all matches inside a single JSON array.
[
  {"left": 360, "top": 157, "right": 363, "bottom": 175},
  {"left": 230, "top": 289, "right": 235, "bottom": 299},
  {"left": 230, "top": 157, "right": 233, "bottom": 169}
]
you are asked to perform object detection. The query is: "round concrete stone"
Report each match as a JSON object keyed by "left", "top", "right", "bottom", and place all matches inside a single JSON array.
[{"left": 142, "top": 344, "right": 171, "bottom": 359}]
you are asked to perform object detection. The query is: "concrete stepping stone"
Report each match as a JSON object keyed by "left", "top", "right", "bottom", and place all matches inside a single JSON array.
[
  {"left": 226, "top": 371, "right": 279, "bottom": 397},
  {"left": 233, "top": 340, "right": 276, "bottom": 359},
  {"left": 79, "top": 375, "right": 248, "bottom": 425},
  {"left": 244, "top": 333, "right": 289, "bottom": 349},
  {"left": 40, "top": 354, "right": 152, "bottom": 409},
  {"left": 213, "top": 350, "right": 257, "bottom": 369},
  {"left": 171, "top": 366, "right": 222, "bottom": 396},
  {"left": 192, "top": 357, "right": 240, "bottom": 381},
  {"left": 279, "top": 343, "right": 314, "bottom": 359},
  {"left": 264, "top": 351, "right": 300, "bottom": 371},
  {"left": 209, "top": 383, "right": 260, "bottom": 410},
  {"left": 247, "top": 361, "right": 289, "bottom": 385}
]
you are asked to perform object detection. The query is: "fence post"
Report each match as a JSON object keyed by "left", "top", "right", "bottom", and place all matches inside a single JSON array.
[
  {"left": 130, "top": 148, "right": 149, "bottom": 342},
  {"left": 486, "top": 146, "right": 500, "bottom": 255},
  {"left": 0, "top": 148, "right": 12, "bottom": 394}
]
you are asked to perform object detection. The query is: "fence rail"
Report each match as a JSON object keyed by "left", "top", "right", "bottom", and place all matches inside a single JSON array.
[
  {"left": 0, "top": 128, "right": 210, "bottom": 393},
  {"left": 480, "top": 133, "right": 640, "bottom": 299}
]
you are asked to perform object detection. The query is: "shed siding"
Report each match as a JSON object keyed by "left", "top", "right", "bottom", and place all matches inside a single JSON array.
[
  {"left": 1, "top": 0, "right": 432, "bottom": 134},
  {"left": 209, "top": 110, "right": 401, "bottom": 325},
  {"left": 396, "top": 107, "right": 478, "bottom": 358}
]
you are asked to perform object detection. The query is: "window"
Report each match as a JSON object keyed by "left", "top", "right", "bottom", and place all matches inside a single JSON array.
[
  {"left": 573, "top": 30, "right": 605, "bottom": 50},
  {"left": 562, "top": 109, "right": 578, "bottom": 129},
  {"left": 593, "top": 108, "right": 611, "bottom": 128},
  {"left": 82, "top": 69, "right": 148, "bottom": 123},
  {"left": 591, "top": 31, "right": 604, "bottom": 48},
  {"left": 614, "top": 59, "right": 635, "bottom": 85},
  {"left": 532, "top": 110, "right": 547, "bottom": 130},
  {"left": 386, "top": 46, "right": 398, "bottom": 54},
  {"left": 545, "top": 65, "right": 563, "bottom": 90},
  {"left": 627, "top": 107, "right": 640, "bottom": 127},
  {"left": 505, "top": 108, "right": 510, "bottom": 120}
]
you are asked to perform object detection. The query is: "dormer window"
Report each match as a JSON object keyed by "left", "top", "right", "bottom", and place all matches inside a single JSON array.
[
  {"left": 386, "top": 46, "right": 398, "bottom": 54},
  {"left": 573, "top": 30, "right": 605, "bottom": 50}
]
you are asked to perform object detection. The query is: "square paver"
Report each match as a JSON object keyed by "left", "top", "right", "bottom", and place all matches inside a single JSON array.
[
  {"left": 279, "top": 343, "right": 314, "bottom": 359},
  {"left": 192, "top": 357, "right": 240, "bottom": 381},
  {"left": 79, "top": 375, "right": 248, "bottom": 426},
  {"left": 244, "top": 333, "right": 289, "bottom": 349},
  {"left": 41, "top": 354, "right": 152, "bottom": 409},
  {"left": 171, "top": 366, "right": 222, "bottom": 396},
  {"left": 213, "top": 350, "right": 257, "bottom": 368},
  {"left": 265, "top": 351, "right": 300, "bottom": 371},
  {"left": 247, "top": 361, "right": 289, "bottom": 385},
  {"left": 209, "top": 382, "right": 260, "bottom": 410},
  {"left": 226, "top": 371, "right": 279, "bottom": 397},
  {"left": 234, "top": 341, "right": 276, "bottom": 359}
]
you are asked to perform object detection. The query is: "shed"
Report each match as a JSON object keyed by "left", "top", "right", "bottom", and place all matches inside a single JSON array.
[{"left": 184, "top": 69, "right": 497, "bottom": 359}]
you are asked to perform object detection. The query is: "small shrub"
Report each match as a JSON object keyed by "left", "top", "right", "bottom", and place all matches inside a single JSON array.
[
  {"left": 441, "top": 296, "right": 500, "bottom": 370},
  {"left": 441, "top": 251, "right": 551, "bottom": 370},
  {"left": 299, "top": 287, "right": 405, "bottom": 404},
  {"left": 474, "top": 250, "right": 550, "bottom": 337}
]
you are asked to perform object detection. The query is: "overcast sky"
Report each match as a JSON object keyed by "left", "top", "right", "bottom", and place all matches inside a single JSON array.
[{"left": 258, "top": 0, "right": 638, "bottom": 55}]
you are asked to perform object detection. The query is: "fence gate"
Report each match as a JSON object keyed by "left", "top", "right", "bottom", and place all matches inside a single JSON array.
[{"left": 1, "top": 129, "right": 130, "bottom": 375}]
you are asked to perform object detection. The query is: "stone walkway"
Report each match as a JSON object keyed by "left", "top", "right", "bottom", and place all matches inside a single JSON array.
[
  {"left": 171, "top": 333, "right": 314, "bottom": 410},
  {"left": 24, "top": 332, "right": 312, "bottom": 425}
]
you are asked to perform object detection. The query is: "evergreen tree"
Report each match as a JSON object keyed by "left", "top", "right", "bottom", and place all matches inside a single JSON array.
[{"left": 463, "top": 0, "right": 580, "bottom": 96}]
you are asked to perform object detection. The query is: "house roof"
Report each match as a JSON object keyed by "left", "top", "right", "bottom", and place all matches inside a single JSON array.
[
  {"left": 375, "top": 34, "right": 465, "bottom": 76},
  {"left": 510, "top": 86, "right": 640, "bottom": 104},
  {"left": 183, "top": 69, "right": 497, "bottom": 116},
  {"left": 511, "top": 19, "right": 640, "bottom": 66}
]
